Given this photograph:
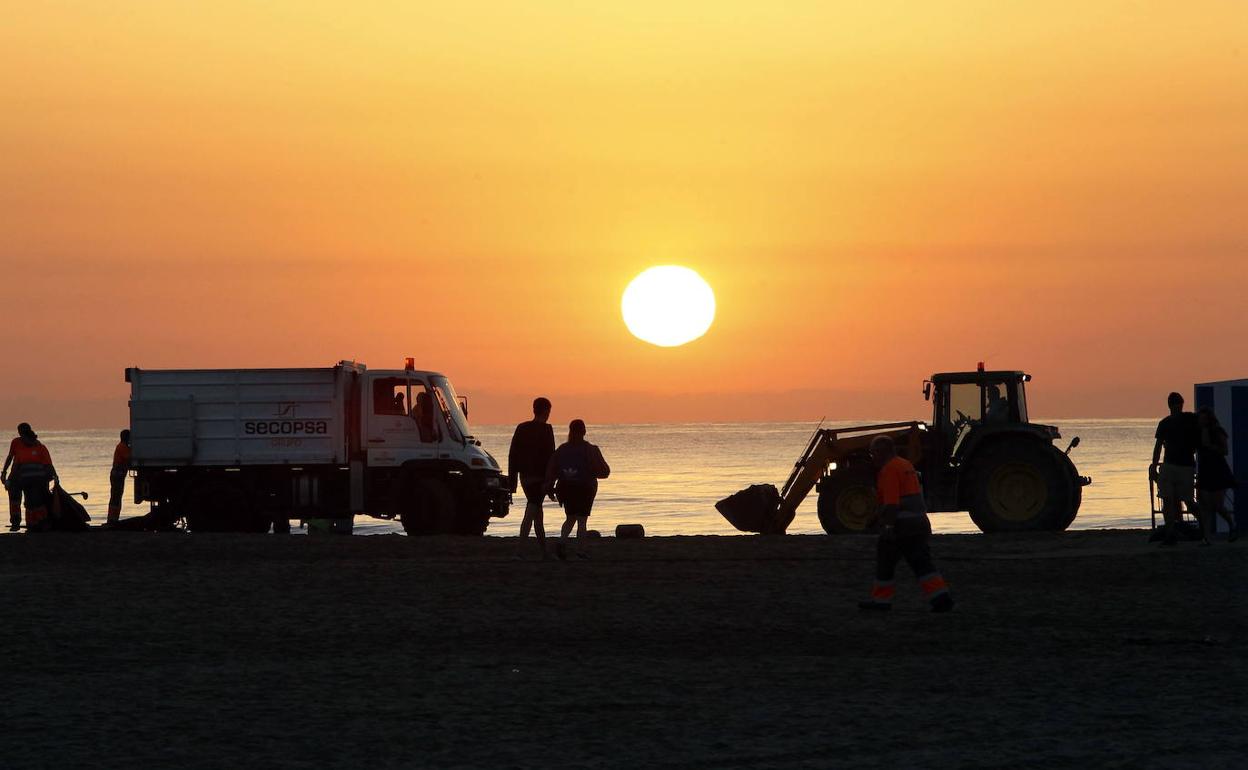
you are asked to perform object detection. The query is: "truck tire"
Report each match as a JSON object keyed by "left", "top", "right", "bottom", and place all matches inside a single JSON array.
[
  {"left": 396, "top": 475, "right": 456, "bottom": 536},
  {"left": 966, "top": 442, "right": 1076, "bottom": 533},
  {"left": 183, "top": 480, "right": 265, "bottom": 533},
  {"left": 817, "top": 473, "right": 880, "bottom": 535}
]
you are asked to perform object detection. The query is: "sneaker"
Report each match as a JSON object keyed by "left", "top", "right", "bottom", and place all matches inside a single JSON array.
[
  {"left": 857, "top": 601, "right": 891, "bottom": 611},
  {"left": 7, "top": 524, "right": 18, "bottom": 532},
  {"left": 931, "top": 594, "right": 955, "bottom": 613}
]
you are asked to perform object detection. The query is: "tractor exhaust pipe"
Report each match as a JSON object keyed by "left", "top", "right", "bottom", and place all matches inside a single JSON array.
[{"left": 1064, "top": 436, "right": 1080, "bottom": 455}]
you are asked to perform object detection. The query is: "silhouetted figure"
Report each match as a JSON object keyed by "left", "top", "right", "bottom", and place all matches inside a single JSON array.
[
  {"left": 858, "top": 435, "right": 953, "bottom": 613},
  {"left": 1151, "top": 392, "right": 1202, "bottom": 545},
  {"left": 414, "top": 391, "right": 436, "bottom": 442},
  {"left": 545, "top": 419, "right": 610, "bottom": 561},
  {"left": 1196, "top": 407, "right": 1237, "bottom": 542},
  {"left": 108, "top": 429, "right": 132, "bottom": 524},
  {"left": 984, "top": 384, "right": 1009, "bottom": 424},
  {"left": 508, "top": 397, "right": 555, "bottom": 559},
  {"left": 1, "top": 423, "right": 57, "bottom": 531},
  {"left": 393, "top": 392, "right": 407, "bottom": 416}
]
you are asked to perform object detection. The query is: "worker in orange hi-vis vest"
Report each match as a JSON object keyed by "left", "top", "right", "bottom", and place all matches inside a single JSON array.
[
  {"left": 1, "top": 423, "right": 57, "bottom": 531},
  {"left": 859, "top": 435, "right": 954, "bottom": 613},
  {"left": 107, "top": 429, "right": 132, "bottom": 524}
]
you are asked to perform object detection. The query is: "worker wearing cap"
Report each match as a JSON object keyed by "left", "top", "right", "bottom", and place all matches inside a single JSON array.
[
  {"left": 107, "top": 429, "right": 132, "bottom": 524},
  {"left": 1, "top": 423, "right": 57, "bottom": 531},
  {"left": 859, "top": 435, "right": 954, "bottom": 613}
]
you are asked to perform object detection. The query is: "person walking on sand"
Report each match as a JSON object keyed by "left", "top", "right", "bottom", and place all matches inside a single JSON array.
[
  {"left": 1, "top": 423, "right": 57, "bottom": 531},
  {"left": 107, "top": 429, "right": 132, "bottom": 525},
  {"left": 545, "top": 419, "right": 610, "bottom": 561},
  {"left": 508, "top": 397, "right": 556, "bottom": 559},
  {"left": 1150, "top": 392, "right": 1202, "bottom": 546},
  {"left": 1196, "top": 407, "right": 1237, "bottom": 543},
  {"left": 858, "top": 435, "right": 954, "bottom": 613}
]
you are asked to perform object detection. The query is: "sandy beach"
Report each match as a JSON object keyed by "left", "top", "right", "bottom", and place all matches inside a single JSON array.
[{"left": 2, "top": 530, "right": 1244, "bottom": 768}]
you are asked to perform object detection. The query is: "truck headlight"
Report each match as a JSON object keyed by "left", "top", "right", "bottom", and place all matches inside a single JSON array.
[{"left": 485, "top": 476, "right": 501, "bottom": 488}]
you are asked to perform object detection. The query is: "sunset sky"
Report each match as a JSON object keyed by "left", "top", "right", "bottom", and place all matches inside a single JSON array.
[{"left": 4, "top": 2, "right": 1246, "bottom": 427}]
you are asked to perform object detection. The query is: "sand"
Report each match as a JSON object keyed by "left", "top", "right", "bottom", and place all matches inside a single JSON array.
[{"left": 1, "top": 529, "right": 1244, "bottom": 768}]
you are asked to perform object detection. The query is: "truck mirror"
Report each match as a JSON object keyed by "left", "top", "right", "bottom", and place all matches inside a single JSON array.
[
  {"left": 458, "top": 396, "right": 469, "bottom": 418},
  {"left": 922, "top": 381, "right": 932, "bottom": 401}
]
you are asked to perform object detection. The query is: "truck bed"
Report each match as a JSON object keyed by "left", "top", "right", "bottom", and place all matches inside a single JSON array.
[{"left": 129, "top": 366, "right": 353, "bottom": 467}]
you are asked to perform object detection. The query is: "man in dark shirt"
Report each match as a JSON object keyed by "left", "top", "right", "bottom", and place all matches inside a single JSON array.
[
  {"left": 508, "top": 397, "right": 555, "bottom": 559},
  {"left": 1150, "top": 392, "right": 1202, "bottom": 545}
]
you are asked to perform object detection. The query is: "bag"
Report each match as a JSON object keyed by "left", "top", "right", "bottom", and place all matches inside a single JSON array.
[{"left": 554, "top": 442, "right": 593, "bottom": 484}]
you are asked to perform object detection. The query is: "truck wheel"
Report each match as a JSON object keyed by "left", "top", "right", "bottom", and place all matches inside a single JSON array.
[
  {"left": 817, "top": 474, "right": 880, "bottom": 535},
  {"left": 396, "top": 476, "right": 456, "bottom": 536},
  {"left": 967, "top": 442, "right": 1075, "bottom": 533},
  {"left": 184, "top": 481, "right": 256, "bottom": 533},
  {"left": 453, "top": 510, "right": 491, "bottom": 536}
]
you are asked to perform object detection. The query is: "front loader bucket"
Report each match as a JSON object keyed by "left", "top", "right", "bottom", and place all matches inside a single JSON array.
[{"left": 715, "top": 484, "right": 784, "bottom": 534}]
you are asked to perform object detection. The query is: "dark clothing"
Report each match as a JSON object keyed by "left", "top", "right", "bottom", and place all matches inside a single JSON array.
[
  {"left": 18, "top": 478, "right": 49, "bottom": 513},
  {"left": 7, "top": 485, "right": 20, "bottom": 527},
  {"left": 875, "top": 515, "right": 936, "bottom": 582},
  {"left": 519, "top": 475, "right": 546, "bottom": 503},
  {"left": 548, "top": 441, "right": 609, "bottom": 489},
  {"left": 508, "top": 420, "right": 555, "bottom": 488},
  {"left": 1198, "top": 427, "right": 1236, "bottom": 491},
  {"left": 109, "top": 465, "right": 127, "bottom": 510},
  {"left": 558, "top": 482, "right": 597, "bottom": 520},
  {"left": 1155, "top": 413, "right": 1200, "bottom": 467}
]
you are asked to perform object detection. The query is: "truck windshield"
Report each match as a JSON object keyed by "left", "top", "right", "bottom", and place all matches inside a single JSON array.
[{"left": 430, "top": 376, "right": 472, "bottom": 442}]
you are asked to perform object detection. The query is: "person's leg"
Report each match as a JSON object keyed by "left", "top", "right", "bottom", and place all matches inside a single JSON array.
[
  {"left": 107, "top": 467, "right": 125, "bottom": 524},
  {"left": 1159, "top": 495, "right": 1180, "bottom": 544},
  {"left": 862, "top": 533, "right": 902, "bottom": 608},
  {"left": 7, "top": 485, "right": 21, "bottom": 529},
  {"left": 574, "top": 488, "right": 596, "bottom": 558},
  {"left": 899, "top": 519, "right": 952, "bottom": 610},
  {"left": 22, "top": 480, "right": 49, "bottom": 530},
  {"left": 1218, "top": 492, "right": 1237, "bottom": 539}
]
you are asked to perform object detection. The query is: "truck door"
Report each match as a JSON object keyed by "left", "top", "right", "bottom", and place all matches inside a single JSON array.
[{"left": 365, "top": 374, "right": 439, "bottom": 465}]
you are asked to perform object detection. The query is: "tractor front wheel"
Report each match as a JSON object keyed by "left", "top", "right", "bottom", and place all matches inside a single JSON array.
[
  {"left": 817, "top": 474, "right": 880, "bottom": 535},
  {"left": 966, "top": 442, "right": 1076, "bottom": 533}
]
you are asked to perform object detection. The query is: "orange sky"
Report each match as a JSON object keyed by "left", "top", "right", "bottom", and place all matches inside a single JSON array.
[{"left": 3, "top": 2, "right": 1246, "bottom": 428}]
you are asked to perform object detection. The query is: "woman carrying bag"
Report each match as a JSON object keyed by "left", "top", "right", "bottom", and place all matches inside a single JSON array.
[{"left": 545, "top": 419, "right": 610, "bottom": 561}]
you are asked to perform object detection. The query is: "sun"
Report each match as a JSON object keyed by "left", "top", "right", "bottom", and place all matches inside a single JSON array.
[{"left": 621, "top": 266, "right": 716, "bottom": 347}]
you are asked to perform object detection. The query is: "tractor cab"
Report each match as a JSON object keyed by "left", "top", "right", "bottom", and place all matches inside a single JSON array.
[{"left": 925, "top": 369, "right": 1038, "bottom": 461}]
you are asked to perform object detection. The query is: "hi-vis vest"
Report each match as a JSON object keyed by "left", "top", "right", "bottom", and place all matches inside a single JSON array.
[{"left": 12, "top": 440, "right": 52, "bottom": 481}]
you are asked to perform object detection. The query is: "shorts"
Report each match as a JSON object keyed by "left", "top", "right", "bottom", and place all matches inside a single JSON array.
[
  {"left": 557, "top": 482, "right": 597, "bottom": 520},
  {"left": 519, "top": 475, "right": 546, "bottom": 503},
  {"left": 1157, "top": 463, "right": 1195, "bottom": 501}
]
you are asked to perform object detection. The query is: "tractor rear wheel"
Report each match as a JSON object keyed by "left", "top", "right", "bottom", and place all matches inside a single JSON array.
[
  {"left": 817, "top": 474, "right": 880, "bottom": 535},
  {"left": 395, "top": 475, "right": 457, "bottom": 536},
  {"left": 966, "top": 442, "right": 1076, "bottom": 533}
]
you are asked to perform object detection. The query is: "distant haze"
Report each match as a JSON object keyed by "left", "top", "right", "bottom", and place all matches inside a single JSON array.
[{"left": 3, "top": 2, "right": 1246, "bottom": 429}]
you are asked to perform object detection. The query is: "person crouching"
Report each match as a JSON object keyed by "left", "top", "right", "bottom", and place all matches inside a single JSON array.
[
  {"left": 545, "top": 419, "right": 610, "bottom": 561},
  {"left": 858, "top": 435, "right": 954, "bottom": 613}
]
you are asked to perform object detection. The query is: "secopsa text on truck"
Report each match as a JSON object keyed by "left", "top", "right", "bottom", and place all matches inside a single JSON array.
[{"left": 126, "top": 360, "right": 510, "bottom": 534}]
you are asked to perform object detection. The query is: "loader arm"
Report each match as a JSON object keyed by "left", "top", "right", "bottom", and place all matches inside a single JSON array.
[{"left": 776, "top": 422, "right": 926, "bottom": 531}]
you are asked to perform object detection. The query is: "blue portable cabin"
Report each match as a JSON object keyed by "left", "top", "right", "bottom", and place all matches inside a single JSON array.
[{"left": 1194, "top": 378, "right": 1247, "bottom": 530}]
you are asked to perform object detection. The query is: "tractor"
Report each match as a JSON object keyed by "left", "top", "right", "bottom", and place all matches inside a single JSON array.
[{"left": 716, "top": 368, "right": 1091, "bottom": 535}]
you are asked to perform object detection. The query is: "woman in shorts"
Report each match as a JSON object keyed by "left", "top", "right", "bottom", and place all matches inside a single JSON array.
[
  {"left": 1197, "top": 408, "right": 1237, "bottom": 542},
  {"left": 545, "top": 419, "right": 610, "bottom": 561}
]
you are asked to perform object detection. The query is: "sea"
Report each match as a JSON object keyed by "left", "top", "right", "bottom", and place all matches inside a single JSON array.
[{"left": 18, "top": 419, "right": 1159, "bottom": 535}]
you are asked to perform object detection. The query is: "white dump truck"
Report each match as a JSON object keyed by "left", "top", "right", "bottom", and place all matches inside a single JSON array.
[{"left": 126, "top": 360, "right": 510, "bottom": 534}]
